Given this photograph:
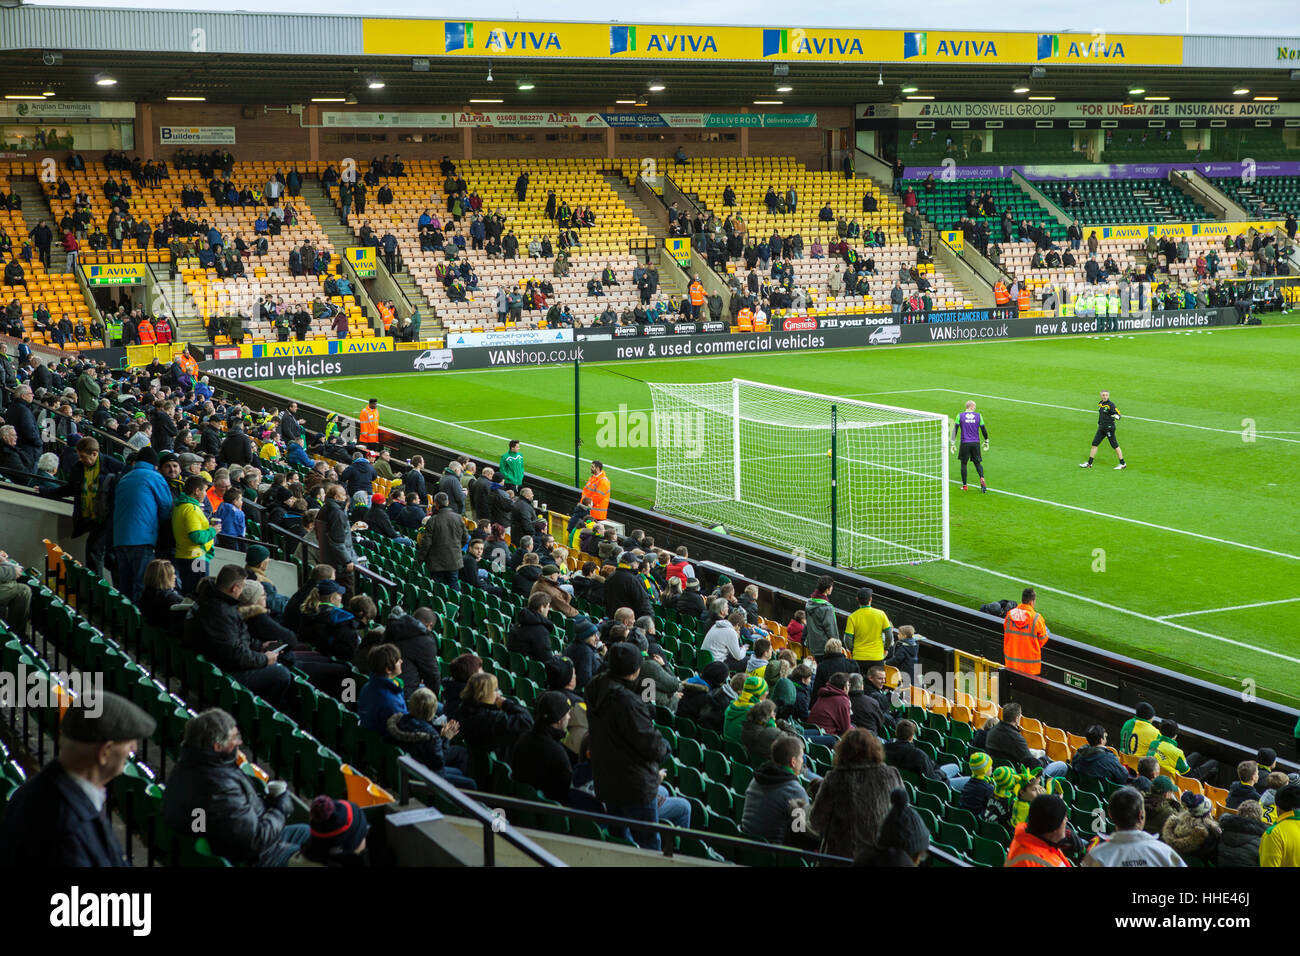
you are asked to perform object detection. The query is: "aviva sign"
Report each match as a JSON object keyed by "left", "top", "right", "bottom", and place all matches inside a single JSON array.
[{"left": 610, "top": 26, "right": 718, "bottom": 55}]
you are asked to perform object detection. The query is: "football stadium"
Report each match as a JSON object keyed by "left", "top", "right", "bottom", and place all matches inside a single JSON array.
[{"left": 1, "top": 0, "right": 1299, "bottom": 897}]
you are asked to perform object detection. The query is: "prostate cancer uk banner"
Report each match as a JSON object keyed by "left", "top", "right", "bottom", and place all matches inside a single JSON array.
[{"left": 361, "top": 19, "right": 1182, "bottom": 65}]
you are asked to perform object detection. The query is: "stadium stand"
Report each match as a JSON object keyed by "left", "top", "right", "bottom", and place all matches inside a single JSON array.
[
  {"left": 1041, "top": 177, "right": 1214, "bottom": 224},
  {"left": 1210, "top": 175, "right": 1300, "bottom": 220},
  {"left": 898, "top": 176, "right": 1068, "bottom": 241}
]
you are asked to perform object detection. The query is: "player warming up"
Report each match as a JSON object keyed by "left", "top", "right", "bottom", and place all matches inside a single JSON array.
[
  {"left": 1080, "top": 389, "right": 1127, "bottom": 470},
  {"left": 951, "top": 400, "right": 989, "bottom": 492}
]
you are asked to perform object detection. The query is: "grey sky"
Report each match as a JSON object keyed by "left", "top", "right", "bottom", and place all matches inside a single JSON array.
[{"left": 24, "top": 0, "right": 1300, "bottom": 37}]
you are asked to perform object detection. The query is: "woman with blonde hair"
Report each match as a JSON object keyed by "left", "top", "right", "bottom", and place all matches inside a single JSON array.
[
  {"left": 140, "top": 558, "right": 183, "bottom": 628},
  {"left": 456, "top": 672, "right": 533, "bottom": 789},
  {"left": 386, "top": 687, "right": 477, "bottom": 789}
]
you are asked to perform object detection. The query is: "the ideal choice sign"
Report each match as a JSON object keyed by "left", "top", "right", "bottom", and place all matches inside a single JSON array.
[{"left": 200, "top": 308, "right": 1240, "bottom": 381}]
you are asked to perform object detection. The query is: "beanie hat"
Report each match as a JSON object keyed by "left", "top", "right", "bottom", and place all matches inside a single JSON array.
[
  {"left": 536, "top": 690, "right": 572, "bottom": 726},
  {"left": 737, "top": 674, "right": 769, "bottom": 706},
  {"left": 572, "top": 615, "right": 598, "bottom": 642},
  {"left": 1256, "top": 747, "right": 1277, "bottom": 769},
  {"left": 544, "top": 656, "right": 574, "bottom": 691},
  {"left": 308, "top": 796, "right": 369, "bottom": 854},
  {"left": 1152, "top": 775, "right": 1179, "bottom": 795},
  {"left": 245, "top": 544, "right": 270, "bottom": 567},
  {"left": 606, "top": 642, "right": 641, "bottom": 679},
  {"left": 1181, "top": 792, "right": 1212, "bottom": 818},
  {"left": 1026, "top": 793, "right": 1069, "bottom": 836},
  {"left": 371, "top": 493, "right": 385, "bottom": 505},
  {"left": 1275, "top": 783, "right": 1300, "bottom": 813},
  {"left": 991, "top": 765, "right": 1018, "bottom": 798},
  {"left": 878, "top": 788, "right": 931, "bottom": 854},
  {"left": 968, "top": 752, "right": 992, "bottom": 778},
  {"left": 701, "top": 661, "right": 730, "bottom": 690}
]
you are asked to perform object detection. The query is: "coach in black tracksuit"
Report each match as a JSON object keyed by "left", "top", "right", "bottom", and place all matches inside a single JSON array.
[{"left": 1081, "top": 390, "right": 1126, "bottom": 470}]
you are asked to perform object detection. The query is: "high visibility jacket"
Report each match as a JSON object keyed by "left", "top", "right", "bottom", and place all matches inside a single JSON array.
[
  {"left": 377, "top": 301, "right": 395, "bottom": 329},
  {"left": 993, "top": 281, "right": 1009, "bottom": 305},
  {"left": 137, "top": 320, "right": 157, "bottom": 344},
  {"left": 178, "top": 352, "right": 199, "bottom": 377},
  {"left": 1016, "top": 289, "right": 1031, "bottom": 311},
  {"left": 737, "top": 307, "right": 754, "bottom": 325},
  {"left": 1004, "top": 823, "right": 1073, "bottom": 867},
  {"left": 1003, "top": 602, "right": 1048, "bottom": 675},
  {"left": 1108, "top": 293, "right": 1120, "bottom": 314},
  {"left": 359, "top": 406, "right": 379, "bottom": 443},
  {"left": 582, "top": 470, "right": 611, "bottom": 521},
  {"left": 689, "top": 281, "right": 705, "bottom": 306},
  {"left": 155, "top": 321, "right": 173, "bottom": 344}
]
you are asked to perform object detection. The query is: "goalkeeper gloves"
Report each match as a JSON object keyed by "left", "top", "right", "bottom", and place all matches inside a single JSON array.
[
  {"left": 950, "top": 441, "right": 957, "bottom": 454},
  {"left": 982, "top": 439, "right": 989, "bottom": 452}
]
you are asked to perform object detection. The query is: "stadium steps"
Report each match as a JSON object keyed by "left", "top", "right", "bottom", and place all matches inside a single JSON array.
[
  {"left": 10, "top": 176, "right": 68, "bottom": 273},
  {"left": 148, "top": 264, "right": 205, "bottom": 341},
  {"left": 302, "top": 180, "right": 366, "bottom": 268},
  {"left": 390, "top": 269, "right": 440, "bottom": 337},
  {"left": 603, "top": 174, "right": 667, "bottom": 242}
]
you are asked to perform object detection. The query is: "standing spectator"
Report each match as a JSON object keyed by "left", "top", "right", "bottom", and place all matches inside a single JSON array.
[
  {"left": 498, "top": 440, "right": 524, "bottom": 491},
  {"left": 809, "top": 728, "right": 902, "bottom": 862},
  {"left": 5, "top": 385, "right": 41, "bottom": 469},
  {"left": 1082, "top": 787, "right": 1186, "bottom": 867},
  {"left": 111, "top": 447, "right": 173, "bottom": 602},
  {"left": 581, "top": 459, "right": 610, "bottom": 523},
  {"left": 162, "top": 708, "right": 308, "bottom": 867},
  {"left": 317, "top": 483, "right": 359, "bottom": 599},
  {"left": 173, "top": 474, "right": 216, "bottom": 595},
  {"left": 43, "top": 436, "right": 121, "bottom": 577},
  {"left": 1003, "top": 586, "right": 1049, "bottom": 675},
  {"left": 511, "top": 691, "right": 575, "bottom": 804},
  {"left": 418, "top": 491, "right": 467, "bottom": 591},
  {"left": 587, "top": 643, "right": 672, "bottom": 850},
  {"left": 845, "top": 586, "right": 892, "bottom": 672},
  {"left": 1259, "top": 784, "right": 1300, "bottom": 867},
  {"left": 803, "top": 575, "right": 839, "bottom": 655},
  {"left": 0, "top": 692, "right": 155, "bottom": 867}
]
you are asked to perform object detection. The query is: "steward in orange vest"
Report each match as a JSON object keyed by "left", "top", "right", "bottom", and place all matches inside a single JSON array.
[
  {"left": 1004, "top": 798, "right": 1074, "bottom": 868},
  {"left": 582, "top": 460, "right": 611, "bottom": 522},
  {"left": 1003, "top": 586, "right": 1049, "bottom": 675},
  {"left": 137, "top": 318, "right": 157, "bottom": 344},
  {"left": 1017, "top": 288, "right": 1031, "bottom": 311},
  {"left": 993, "top": 281, "right": 1010, "bottom": 306},
  {"left": 359, "top": 398, "right": 379, "bottom": 444}
]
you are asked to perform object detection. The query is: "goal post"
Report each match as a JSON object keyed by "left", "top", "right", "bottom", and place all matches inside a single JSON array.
[{"left": 646, "top": 378, "right": 949, "bottom": 568}]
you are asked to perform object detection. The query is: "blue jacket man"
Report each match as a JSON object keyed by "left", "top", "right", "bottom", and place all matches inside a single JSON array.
[
  {"left": 111, "top": 449, "right": 174, "bottom": 602},
  {"left": 339, "top": 453, "right": 376, "bottom": 498}
]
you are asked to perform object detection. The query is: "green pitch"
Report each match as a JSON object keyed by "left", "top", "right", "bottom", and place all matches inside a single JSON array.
[{"left": 264, "top": 321, "right": 1300, "bottom": 705}]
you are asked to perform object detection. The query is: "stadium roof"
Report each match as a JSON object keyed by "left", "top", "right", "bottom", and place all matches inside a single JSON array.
[{"left": 0, "top": 6, "right": 1296, "bottom": 107}]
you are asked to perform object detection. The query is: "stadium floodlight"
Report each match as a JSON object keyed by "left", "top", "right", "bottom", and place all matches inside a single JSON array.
[
  {"left": 648, "top": 79, "right": 666, "bottom": 91},
  {"left": 1012, "top": 85, "right": 1031, "bottom": 94},
  {"left": 1144, "top": 95, "right": 1169, "bottom": 101},
  {"left": 366, "top": 76, "right": 385, "bottom": 90},
  {"left": 615, "top": 98, "right": 637, "bottom": 104},
  {"left": 646, "top": 379, "right": 949, "bottom": 568},
  {"left": 516, "top": 78, "right": 535, "bottom": 91},
  {"left": 1233, "top": 87, "right": 1250, "bottom": 96},
  {"left": 776, "top": 84, "right": 793, "bottom": 93},
  {"left": 5, "top": 94, "right": 47, "bottom": 100},
  {"left": 1028, "top": 95, "right": 1056, "bottom": 101},
  {"left": 900, "top": 84, "right": 919, "bottom": 93},
  {"left": 166, "top": 96, "right": 206, "bottom": 101},
  {"left": 94, "top": 72, "right": 116, "bottom": 86},
  {"left": 754, "top": 100, "right": 783, "bottom": 105},
  {"left": 1128, "top": 86, "right": 1145, "bottom": 95},
  {"left": 1254, "top": 95, "right": 1278, "bottom": 101},
  {"left": 469, "top": 98, "right": 503, "bottom": 104},
  {"left": 905, "top": 95, "right": 934, "bottom": 100}
]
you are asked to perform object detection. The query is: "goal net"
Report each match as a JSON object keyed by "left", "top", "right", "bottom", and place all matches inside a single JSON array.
[{"left": 646, "top": 379, "right": 949, "bottom": 568}]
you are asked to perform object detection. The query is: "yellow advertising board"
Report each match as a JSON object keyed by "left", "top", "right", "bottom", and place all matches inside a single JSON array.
[
  {"left": 1089, "top": 219, "right": 1283, "bottom": 241},
  {"left": 85, "top": 262, "right": 148, "bottom": 286},
  {"left": 941, "top": 230, "right": 964, "bottom": 254},
  {"left": 665, "top": 237, "right": 693, "bottom": 267},
  {"left": 237, "top": 339, "right": 394, "bottom": 358},
  {"left": 347, "top": 246, "right": 377, "bottom": 278},
  {"left": 361, "top": 19, "right": 1183, "bottom": 66}
]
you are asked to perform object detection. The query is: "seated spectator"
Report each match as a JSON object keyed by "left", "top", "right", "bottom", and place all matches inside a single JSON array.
[
  {"left": 812, "top": 638, "right": 858, "bottom": 697},
  {"left": 1143, "top": 775, "right": 1182, "bottom": 835},
  {"left": 139, "top": 558, "right": 183, "bottom": 629},
  {"left": 298, "top": 579, "right": 361, "bottom": 662},
  {"left": 723, "top": 673, "right": 769, "bottom": 744},
  {"left": 808, "top": 671, "right": 853, "bottom": 737},
  {"left": 1070, "top": 724, "right": 1130, "bottom": 786},
  {"left": 1162, "top": 792, "right": 1221, "bottom": 865},
  {"left": 701, "top": 605, "right": 749, "bottom": 670},
  {"left": 510, "top": 691, "right": 575, "bottom": 803},
  {"left": 1082, "top": 787, "right": 1185, "bottom": 867},
  {"left": 456, "top": 671, "right": 533, "bottom": 789},
  {"left": 440, "top": 653, "right": 482, "bottom": 723},
  {"left": 506, "top": 591, "right": 554, "bottom": 662},
  {"left": 854, "top": 788, "right": 932, "bottom": 867},
  {"left": 884, "top": 718, "right": 966, "bottom": 787},
  {"left": 1227, "top": 760, "right": 1261, "bottom": 810},
  {"left": 162, "top": 708, "right": 307, "bottom": 866},
  {"left": 809, "top": 728, "right": 903, "bottom": 861},
  {"left": 386, "top": 687, "right": 475, "bottom": 789},
  {"left": 1005, "top": 794, "right": 1074, "bottom": 867},
  {"left": 1217, "top": 799, "right": 1267, "bottom": 867},
  {"left": 358, "top": 643, "right": 407, "bottom": 734},
  {"left": 184, "top": 567, "right": 291, "bottom": 710},
  {"left": 301, "top": 796, "right": 369, "bottom": 867},
  {"left": 742, "top": 733, "right": 811, "bottom": 845},
  {"left": 1131, "top": 755, "right": 1160, "bottom": 794}
]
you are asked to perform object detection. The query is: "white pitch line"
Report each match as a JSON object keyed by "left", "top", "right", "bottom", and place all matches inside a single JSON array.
[
  {"left": 944, "top": 559, "right": 1300, "bottom": 666},
  {"left": 283, "top": 381, "right": 1300, "bottom": 665},
  {"left": 1157, "top": 597, "right": 1300, "bottom": 620}
]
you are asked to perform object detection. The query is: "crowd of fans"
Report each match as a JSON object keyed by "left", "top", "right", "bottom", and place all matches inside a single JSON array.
[{"left": 0, "top": 338, "right": 1295, "bottom": 868}]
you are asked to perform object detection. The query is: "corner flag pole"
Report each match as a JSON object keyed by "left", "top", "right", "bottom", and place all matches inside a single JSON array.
[
  {"left": 574, "top": 353, "right": 581, "bottom": 488},
  {"left": 830, "top": 403, "right": 838, "bottom": 568}
]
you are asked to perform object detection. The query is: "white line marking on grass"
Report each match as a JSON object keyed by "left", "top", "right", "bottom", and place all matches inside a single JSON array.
[
  {"left": 1157, "top": 597, "right": 1300, "bottom": 620},
  {"left": 944, "top": 559, "right": 1300, "bottom": 666}
]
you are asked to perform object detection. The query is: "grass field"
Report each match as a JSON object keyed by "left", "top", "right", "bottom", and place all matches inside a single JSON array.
[{"left": 264, "top": 320, "right": 1300, "bottom": 705}]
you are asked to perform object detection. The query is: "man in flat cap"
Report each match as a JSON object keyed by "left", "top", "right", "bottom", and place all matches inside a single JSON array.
[{"left": 0, "top": 691, "right": 156, "bottom": 866}]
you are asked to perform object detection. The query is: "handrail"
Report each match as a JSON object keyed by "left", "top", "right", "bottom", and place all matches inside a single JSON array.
[
  {"left": 265, "top": 521, "right": 398, "bottom": 590},
  {"left": 397, "top": 755, "right": 569, "bottom": 867},
  {"left": 398, "top": 756, "right": 967, "bottom": 867}
]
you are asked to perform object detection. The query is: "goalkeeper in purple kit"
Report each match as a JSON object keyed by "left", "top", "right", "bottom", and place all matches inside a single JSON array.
[{"left": 951, "top": 400, "right": 989, "bottom": 492}]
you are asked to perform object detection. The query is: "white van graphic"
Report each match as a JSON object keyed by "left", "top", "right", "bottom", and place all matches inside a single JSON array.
[
  {"left": 413, "top": 348, "right": 455, "bottom": 370},
  {"left": 869, "top": 325, "right": 901, "bottom": 345}
]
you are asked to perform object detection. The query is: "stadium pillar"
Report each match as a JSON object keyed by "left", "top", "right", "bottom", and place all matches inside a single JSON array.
[
  {"left": 574, "top": 354, "right": 581, "bottom": 488},
  {"left": 830, "top": 404, "right": 838, "bottom": 568},
  {"left": 137, "top": 104, "right": 154, "bottom": 160}
]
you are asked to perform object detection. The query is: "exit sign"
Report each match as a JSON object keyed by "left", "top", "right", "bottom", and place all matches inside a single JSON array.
[{"left": 1063, "top": 672, "right": 1088, "bottom": 691}]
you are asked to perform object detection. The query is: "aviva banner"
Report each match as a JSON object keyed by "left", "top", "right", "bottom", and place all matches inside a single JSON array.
[
  {"left": 1089, "top": 219, "right": 1284, "bottom": 240},
  {"left": 347, "top": 246, "right": 377, "bottom": 278},
  {"left": 85, "top": 262, "right": 147, "bottom": 286},
  {"left": 238, "top": 339, "right": 395, "bottom": 358},
  {"left": 362, "top": 19, "right": 1183, "bottom": 65}
]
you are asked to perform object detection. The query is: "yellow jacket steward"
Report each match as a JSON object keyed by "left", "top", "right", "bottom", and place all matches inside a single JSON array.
[{"left": 1003, "top": 603, "right": 1048, "bottom": 675}]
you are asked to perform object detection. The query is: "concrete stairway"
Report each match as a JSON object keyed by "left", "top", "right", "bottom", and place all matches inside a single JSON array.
[
  {"left": 9, "top": 177, "right": 68, "bottom": 273},
  {"left": 604, "top": 173, "right": 666, "bottom": 242},
  {"left": 148, "top": 265, "right": 205, "bottom": 342}
]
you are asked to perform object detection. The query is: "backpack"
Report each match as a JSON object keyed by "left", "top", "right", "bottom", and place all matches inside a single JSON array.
[{"left": 980, "top": 599, "right": 1017, "bottom": 618}]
